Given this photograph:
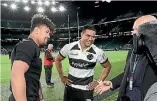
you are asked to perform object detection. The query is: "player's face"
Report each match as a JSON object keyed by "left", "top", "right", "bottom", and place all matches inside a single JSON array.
[
  {"left": 81, "top": 29, "right": 96, "bottom": 47},
  {"left": 38, "top": 25, "right": 51, "bottom": 45}
]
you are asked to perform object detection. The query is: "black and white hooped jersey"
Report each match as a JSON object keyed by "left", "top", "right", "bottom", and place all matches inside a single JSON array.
[{"left": 59, "top": 41, "right": 108, "bottom": 90}]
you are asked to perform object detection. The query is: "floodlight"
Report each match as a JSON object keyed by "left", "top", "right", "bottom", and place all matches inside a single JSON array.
[
  {"left": 44, "top": 1, "right": 50, "bottom": 6},
  {"left": 38, "top": 0, "right": 43, "bottom": 5},
  {"left": 10, "top": 3, "right": 17, "bottom": 10},
  {"left": 106, "top": 0, "right": 111, "bottom": 3},
  {"left": 31, "top": 0, "right": 35, "bottom": 4},
  {"left": 3, "top": 3, "right": 8, "bottom": 7},
  {"left": 51, "top": 7, "right": 57, "bottom": 12},
  {"left": 52, "top": 1, "right": 56, "bottom": 5},
  {"left": 24, "top": 6, "right": 30, "bottom": 12},
  {"left": 59, "top": 5, "right": 65, "bottom": 12},
  {"left": 37, "top": 7, "right": 45, "bottom": 13},
  {"left": 22, "top": 0, "right": 28, "bottom": 4},
  {"left": 15, "top": 0, "right": 20, "bottom": 2}
]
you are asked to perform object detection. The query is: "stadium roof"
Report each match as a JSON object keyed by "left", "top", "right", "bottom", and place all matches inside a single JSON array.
[{"left": 1, "top": 1, "right": 157, "bottom": 27}]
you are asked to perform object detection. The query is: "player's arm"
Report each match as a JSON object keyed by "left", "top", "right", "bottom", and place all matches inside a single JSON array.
[
  {"left": 96, "top": 49, "right": 132, "bottom": 91},
  {"left": 88, "top": 50, "right": 111, "bottom": 90},
  {"left": 11, "top": 42, "right": 35, "bottom": 101},
  {"left": 55, "top": 44, "right": 72, "bottom": 85},
  {"left": 39, "top": 82, "right": 44, "bottom": 100},
  {"left": 11, "top": 61, "right": 29, "bottom": 101},
  {"left": 55, "top": 54, "right": 65, "bottom": 78},
  {"left": 99, "top": 59, "right": 111, "bottom": 81},
  {"left": 97, "top": 49, "right": 111, "bottom": 81}
]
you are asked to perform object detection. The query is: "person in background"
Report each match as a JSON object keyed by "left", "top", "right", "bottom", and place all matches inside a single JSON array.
[{"left": 44, "top": 44, "right": 54, "bottom": 87}]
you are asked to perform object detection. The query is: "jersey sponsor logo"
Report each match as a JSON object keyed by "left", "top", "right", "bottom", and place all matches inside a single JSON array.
[
  {"left": 71, "top": 61, "right": 89, "bottom": 68},
  {"left": 69, "top": 58, "right": 96, "bottom": 69}
]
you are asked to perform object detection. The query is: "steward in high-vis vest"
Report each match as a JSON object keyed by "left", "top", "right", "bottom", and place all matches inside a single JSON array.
[{"left": 44, "top": 44, "right": 54, "bottom": 87}]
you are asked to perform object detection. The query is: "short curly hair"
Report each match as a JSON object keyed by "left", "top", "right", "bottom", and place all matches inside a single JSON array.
[{"left": 30, "top": 14, "right": 55, "bottom": 34}]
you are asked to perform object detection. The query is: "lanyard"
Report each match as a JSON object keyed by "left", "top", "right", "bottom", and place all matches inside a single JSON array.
[{"left": 129, "top": 54, "right": 139, "bottom": 90}]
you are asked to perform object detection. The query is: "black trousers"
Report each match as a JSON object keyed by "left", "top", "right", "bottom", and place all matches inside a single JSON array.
[
  {"left": 64, "top": 85, "right": 93, "bottom": 101},
  {"left": 9, "top": 94, "right": 15, "bottom": 101},
  {"left": 44, "top": 65, "right": 52, "bottom": 85},
  {"left": 9, "top": 93, "right": 40, "bottom": 101}
]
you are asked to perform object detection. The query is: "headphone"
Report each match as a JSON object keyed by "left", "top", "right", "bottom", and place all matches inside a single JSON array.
[{"left": 133, "top": 33, "right": 145, "bottom": 54}]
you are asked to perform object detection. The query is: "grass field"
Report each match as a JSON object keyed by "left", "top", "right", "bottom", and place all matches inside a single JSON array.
[{"left": 0, "top": 51, "right": 128, "bottom": 101}]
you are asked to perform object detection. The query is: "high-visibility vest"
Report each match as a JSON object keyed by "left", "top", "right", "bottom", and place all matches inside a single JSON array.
[{"left": 44, "top": 49, "right": 53, "bottom": 66}]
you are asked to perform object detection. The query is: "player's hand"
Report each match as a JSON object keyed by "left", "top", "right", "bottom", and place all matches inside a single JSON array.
[
  {"left": 94, "top": 81, "right": 112, "bottom": 94},
  {"left": 88, "top": 80, "right": 99, "bottom": 90},
  {"left": 60, "top": 76, "right": 73, "bottom": 86},
  {"left": 39, "top": 87, "right": 44, "bottom": 100}
]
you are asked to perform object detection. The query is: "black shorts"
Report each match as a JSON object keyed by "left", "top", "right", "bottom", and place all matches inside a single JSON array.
[{"left": 64, "top": 85, "right": 93, "bottom": 101}]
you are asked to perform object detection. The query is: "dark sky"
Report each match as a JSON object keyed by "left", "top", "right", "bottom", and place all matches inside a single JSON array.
[
  {"left": 75, "top": 1, "right": 157, "bottom": 21},
  {"left": 1, "top": 1, "right": 157, "bottom": 27}
]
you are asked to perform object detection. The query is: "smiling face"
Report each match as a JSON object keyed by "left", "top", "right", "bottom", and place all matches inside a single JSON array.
[{"left": 81, "top": 29, "right": 96, "bottom": 47}]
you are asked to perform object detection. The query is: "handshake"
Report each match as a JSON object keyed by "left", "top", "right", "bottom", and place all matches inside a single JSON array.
[{"left": 88, "top": 80, "right": 113, "bottom": 95}]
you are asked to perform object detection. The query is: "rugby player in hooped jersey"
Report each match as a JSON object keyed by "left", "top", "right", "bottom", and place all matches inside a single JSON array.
[{"left": 55, "top": 25, "right": 111, "bottom": 101}]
